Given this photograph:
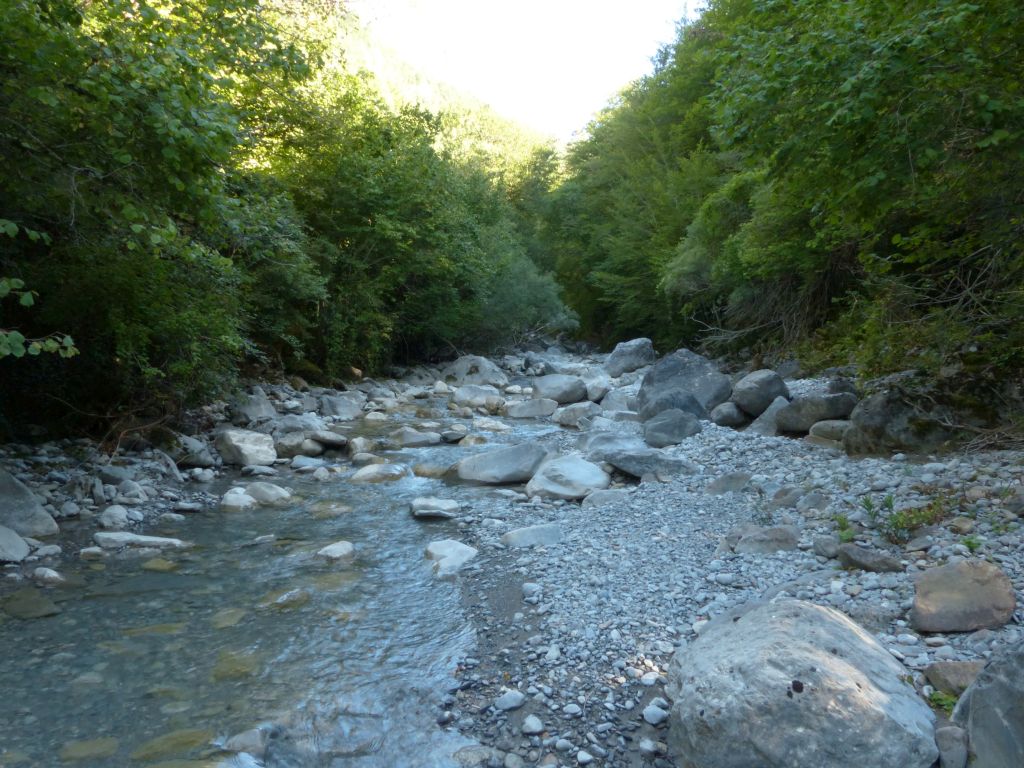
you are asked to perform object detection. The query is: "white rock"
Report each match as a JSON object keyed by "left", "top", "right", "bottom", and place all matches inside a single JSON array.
[
  {"left": 93, "top": 532, "right": 190, "bottom": 550},
  {"left": 526, "top": 456, "right": 610, "bottom": 500},
  {"left": 411, "top": 497, "right": 461, "bottom": 520},
  {"left": 214, "top": 429, "right": 277, "bottom": 466},
  {"left": 33, "top": 566, "right": 64, "bottom": 584},
  {"left": 220, "top": 488, "right": 257, "bottom": 511},
  {"left": 0, "top": 524, "right": 30, "bottom": 562},
  {"left": 501, "top": 524, "right": 563, "bottom": 548},
  {"left": 522, "top": 715, "right": 545, "bottom": 735},
  {"left": 350, "top": 463, "right": 409, "bottom": 483},
  {"left": 317, "top": 540, "right": 355, "bottom": 560},
  {"left": 98, "top": 505, "right": 130, "bottom": 530},
  {"left": 244, "top": 481, "right": 291, "bottom": 504},
  {"left": 494, "top": 689, "right": 527, "bottom": 710},
  {"left": 425, "top": 539, "right": 478, "bottom": 577}
]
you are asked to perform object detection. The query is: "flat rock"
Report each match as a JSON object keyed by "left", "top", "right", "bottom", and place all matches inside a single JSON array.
[
  {"left": 93, "top": 532, "right": 190, "bottom": 550},
  {"left": 734, "top": 525, "right": 800, "bottom": 554},
  {"left": 0, "top": 468, "right": 59, "bottom": 537},
  {"left": 245, "top": 481, "right": 291, "bottom": 504},
  {"left": 350, "top": 463, "right": 409, "bottom": 483},
  {"left": 425, "top": 539, "right": 478, "bottom": 577},
  {"left": 451, "top": 384, "right": 502, "bottom": 408},
  {"left": 390, "top": 426, "right": 442, "bottom": 447},
  {"left": 501, "top": 524, "right": 562, "bottom": 548},
  {"left": 2, "top": 587, "right": 61, "bottom": 619},
  {"left": 602, "top": 448, "right": 698, "bottom": 479},
  {"left": 214, "top": 429, "right": 277, "bottom": 466},
  {"left": 953, "top": 641, "right": 1024, "bottom": 768},
  {"left": 456, "top": 443, "right": 548, "bottom": 484},
  {"left": 837, "top": 543, "right": 903, "bottom": 572},
  {"left": 666, "top": 599, "right": 937, "bottom": 768},
  {"left": 505, "top": 398, "right": 558, "bottom": 418},
  {"left": 317, "top": 540, "right": 355, "bottom": 560},
  {"left": 526, "top": 456, "right": 610, "bottom": 500},
  {"left": 911, "top": 560, "right": 1016, "bottom": 632}
]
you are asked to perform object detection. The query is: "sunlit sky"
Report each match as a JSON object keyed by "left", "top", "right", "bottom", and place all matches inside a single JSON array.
[{"left": 348, "top": 0, "right": 700, "bottom": 142}]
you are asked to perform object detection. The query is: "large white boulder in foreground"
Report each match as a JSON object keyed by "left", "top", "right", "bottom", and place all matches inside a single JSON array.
[{"left": 666, "top": 599, "right": 937, "bottom": 768}]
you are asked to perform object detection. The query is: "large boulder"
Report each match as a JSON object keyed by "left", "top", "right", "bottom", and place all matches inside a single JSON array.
[
  {"left": 504, "top": 398, "right": 558, "bottom": 419},
  {"left": 0, "top": 469, "right": 59, "bottom": 537},
  {"left": 319, "top": 391, "right": 366, "bottom": 420},
  {"left": 456, "top": 444, "right": 548, "bottom": 484},
  {"left": 232, "top": 386, "right": 278, "bottom": 424},
  {"left": 731, "top": 369, "right": 790, "bottom": 417},
  {"left": 214, "top": 429, "right": 277, "bottom": 466},
  {"left": 389, "top": 426, "right": 442, "bottom": 447},
  {"left": 910, "top": 560, "right": 1016, "bottom": 632},
  {"left": 636, "top": 349, "right": 731, "bottom": 421},
  {"left": 168, "top": 433, "right": 216, "bottom": 468},
  {"left": 532, "top": 374, "right": 588, "bottom": 404},
  {"left": 952, "top": 641, "right": 1024, "bottom": 768},
  {"left": 666, "top": 599, "right": 938, "bottom": 768},
  {"left": 776, "top": 393, "right": 858, "bottom": 434},
  {"left": 710, "top": 402, "right": 748, "bottom": 428},
  {"left": 843, "top": 383, "right": 956, "bottom": 455},
  {"left": 638, "top": 389, "right": 706, "bottom": 422},
  {"left": 442, "top": 355, "right": 508, "bottom": 388},
  {"left": 746, "top": 395, "right": 790, "bottom": 437},
  {"left": 605, "top": 338, "right": 656, "bottom": 378},
  {"left": 526, "top": 456, "right": 610, "bottom": 500},
  {"left": 451, "top": 384, "right": 502, "bottom": 409},
  {"left": 643, "top": 409, "right": 702, "bottom": 447},
  {"left": 552, "top": 401, "right": 602, "bottom": 428}
]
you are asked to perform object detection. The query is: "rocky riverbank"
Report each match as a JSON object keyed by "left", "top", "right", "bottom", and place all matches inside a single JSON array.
[{"left": 1, "top": 342, "right": 1022, "bottom": 767}]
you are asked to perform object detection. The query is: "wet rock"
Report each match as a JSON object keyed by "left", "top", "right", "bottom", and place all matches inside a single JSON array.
[
  {"left": 220, "top": 488, "right": 257, "bottom": 511},
  {"left": 2, "top": 587, "right": 61, "bottom": 619},
  {"left": 307, "top": 429, "right": 348, "bottom": 448},
  {"left": 911, "top": 560, "right": 1016, "bottom": 632},
  {"left": 501, "top": 524, "right": 562, "bottom": 548},
  {"left": 93, "top": 532, "right": 190, "bottom": 550},
  {"left": 350, "top": 463, "right": 409, "bottom": 483},
  {"left": 0, "top": 524, "right": 30, "bottom": 562},
  {"left": 836, "top": 543, "right": 903, "bottom": 573},
  {"left": 505, "top": 398, "right": 558, "bottom": 418},
  {"left": 245, "top": 481, "right": 291, "bottom": 504},
  {"left": 532, "top": 374, "right": 588, "bottom": 404},
  {"left": 214, "top": 429, "right": 276, "bottom": 466},
  {"left": 0, "top": 468, "right": 59, "bottom": 537},
  {"left": 776, "top": 393, "right": 859, "bottom": 434},
  {"left": 390, "top": 426, "right": 442, "bottom": 447},
  {"left": 32, "top": 566, "right": 64, "bottom": 584},
  {"left": 320, "top": 392, "right": 365, "bottom": 420},
  {"left": 274, "top": 431, "right": 324, "bottom": 459},
  {"left": 605, "top": 337, "right": 656, "bottom": 378},
  {"left": 731, "top": 369, "right": 790, "bottom": 417},
  {"left": 636, "top": 348, "right": 731, "bottom": 420},
  {"left": 456, "top": 443, "right": 548, "bottom": 484},
  {"left": 666, "top": 599, "right": 937, "bottom": 768},
  {"left": 643, "top": 408, "right": 702, "bottom": 448},
  {"left": 451, "top": 384, "right": 502, "bottom": 409},
  {"left": 129, "top": 728, "right": 213, "bottom": 761},
  {"left": 425, "top": 539, "right": 478, "bottom": 577},
  {"left": 953, "top": 641, "right": 1024, "bottom": 768},
  {"left": 526, "top": 456, "right": 610, "bottom": 500},
  {"left": 411, "top": 497, "right": 461, "bottom": 520},
  {"left": 317, "top": 540, "right": 355, "bottom": 560},
  {"left": 58, "top": 737, "right": 120, "bottom": 761},
  {"left": 443, "top": 355, "right": 509, "bottom": 388}
]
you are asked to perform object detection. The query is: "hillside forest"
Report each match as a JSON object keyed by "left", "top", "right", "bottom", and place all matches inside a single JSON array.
[{"left": 1, "top": 0, "right": 1022, "bottom": 433}]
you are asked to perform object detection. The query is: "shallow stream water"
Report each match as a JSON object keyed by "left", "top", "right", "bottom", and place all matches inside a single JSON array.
[{"left": 0, "top": 417, "right": 556, "bottom": 767}]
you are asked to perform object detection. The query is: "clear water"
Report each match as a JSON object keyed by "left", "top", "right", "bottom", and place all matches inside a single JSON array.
[{"left": 0, "top": 419, "right": 558, "bottom": 767}]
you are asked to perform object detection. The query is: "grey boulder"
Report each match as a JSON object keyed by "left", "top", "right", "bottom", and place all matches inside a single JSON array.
[
  {"left": 526, "top": 456, "right": 610, "bottom": 500},
  {"left": 214, "top": 429, "right": 277, "bottom": 466},
  {"left": 910, "top": 559, "right": 1016, "bottom": 632},
  {"left": 532, "top": 374, "right": 588, "bottom": 404},
  {"left": 643, "top": 408, "right": 702, "bottom": 448},
  {"left": 0, "top": 469, "right": 58, "bottom": 537},
  {"left": 604, "top": 337, "right": 656, "bottom": 378},
  {"left": 505, "top": 398, "right": 558, "bottom": 418},
  {"left": 952, "top": 641, "right": 1024, "bottom": 768},
  {"left": 666, "top": 599, "right": 937, "bottom": 768},
  {"left": 746, "top": 395, "right": 790, "bottom": 437},
  {"left": 456, "top": 444, "right": 548, "bottom": 484},
  {"left": 442, "top": 355, "right": 508, "bottom": 388},
  {"left": 731, "top": 369, "right": 790, "bottom": 417},
  {"left": 710, "top": 401, "right": 748, "bottom": 428},
  {"left": 776, "top": 393, "right": 858, "bottom": 434},
  {"left": 0, "top": 524, "right": 30, "bottom": 563},
  {"left": 319, "top": 391, "right": 366, "bottom": 420},
  {"left": 636, "top": 348, "right": 731, "bottom": 420}
]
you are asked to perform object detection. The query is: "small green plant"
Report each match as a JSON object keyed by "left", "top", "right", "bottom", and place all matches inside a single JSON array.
[
  {"left": 860, "top": 496, "right": 879, "bottom": 525},
  {"left": 833, "top": 513, "right": 856, "bottom": 543},
  {"left": 929, "top": 691, "right": 958, "bottom": 715},
  {"left": 961, "top": 534, "right": 982, "bottom": 553},
  {"left": 880, "top": 495, "right": 951, "bottom": 544}
]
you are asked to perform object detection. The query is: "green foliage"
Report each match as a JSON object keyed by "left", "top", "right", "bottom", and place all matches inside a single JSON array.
[
  {"left": 542, "top": 0, "right": 1024, "bottom": 377},
  {"left": 928, "top": 691, "right": 958, "bottom": 715}
]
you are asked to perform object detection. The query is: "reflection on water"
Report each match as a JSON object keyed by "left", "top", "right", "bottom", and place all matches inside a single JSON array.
[{"left": 0, "top": 457, "right": 494, "bottom": 766}]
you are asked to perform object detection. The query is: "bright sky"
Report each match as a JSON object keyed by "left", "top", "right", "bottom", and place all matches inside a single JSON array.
[{"left": 348, "top": 0, "right": 699, "bottom": 142}]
